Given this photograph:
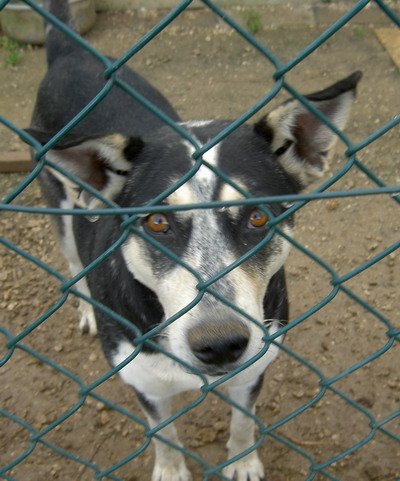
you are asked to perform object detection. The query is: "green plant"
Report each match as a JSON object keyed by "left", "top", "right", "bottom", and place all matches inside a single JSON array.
[
  {"left": 242, "top": 10, "right": 262, "bottom": 35},
  {"left": 1, "top": 36, "right": 23, "bottom": 66},
  {"left": 353, "top": 25, "right": 368, "bottom": 39}
]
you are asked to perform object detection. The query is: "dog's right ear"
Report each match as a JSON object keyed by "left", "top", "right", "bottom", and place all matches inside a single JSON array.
[{"left": 24, "top": 130, "right": 144, "bottom": 208}]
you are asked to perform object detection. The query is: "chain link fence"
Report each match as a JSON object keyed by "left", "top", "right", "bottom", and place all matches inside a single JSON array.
[{"left": 0, "top": 0, "right": 399, "bottom": 480}]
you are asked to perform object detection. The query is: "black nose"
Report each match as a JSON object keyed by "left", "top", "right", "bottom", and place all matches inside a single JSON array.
[{"left": 188, "top": 321, "right": 250, "bottom": 366}]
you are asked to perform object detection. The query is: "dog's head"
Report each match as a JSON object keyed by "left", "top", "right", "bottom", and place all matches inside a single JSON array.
[{"left": 27, "top": 72, "right": 361, "bottom": 376}]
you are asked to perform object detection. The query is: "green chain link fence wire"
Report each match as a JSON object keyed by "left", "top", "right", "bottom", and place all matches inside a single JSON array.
[{"left": 0, "top": 0, "right": 399, "bottom": 480}]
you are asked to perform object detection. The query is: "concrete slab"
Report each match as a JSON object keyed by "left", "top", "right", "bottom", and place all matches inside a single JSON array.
[
  {"left": 313, "top": 1, "right": 400, "bottom": 26},
  {"left": 94, "top": 0, "right": 400, "bottom": 30},
  {"left": 94, "top": 0, "right": 310, "bottom": 11}
]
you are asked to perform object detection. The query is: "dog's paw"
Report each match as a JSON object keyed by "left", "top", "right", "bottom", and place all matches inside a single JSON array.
[
  {"left": 78, "top": 302, "right": 97, "bottom": 336},
  {"left": 222, "top": 453, "right": 265, "bottom": 481},
  {"left": 151, "top": 460, "right": 192, "bottom": 481}
]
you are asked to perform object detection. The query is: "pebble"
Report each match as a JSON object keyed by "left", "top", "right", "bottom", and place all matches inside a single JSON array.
[
  {"left": 89, "top": 352, "right": 98, "bottom": 362},
  {"left": 364, "top": 464, "right": 382, "bottom": 480},
  {"left": 0, "top": 272, "right": 8, "bottom": 281},
  {"left": 355, "top": 394, "right": 375, "bottom": 408},
  {"left": 326, "top": 199, "right": 339, "bottom": 211},
  {"left": 99, "top": 410, "right": 110, "bottom": 426},
  {"left": 321, "top": 341, "right": 329, "bottom": 351}
]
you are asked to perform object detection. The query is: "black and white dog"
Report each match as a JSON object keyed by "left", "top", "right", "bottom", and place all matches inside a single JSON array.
[{"left": 26, "top": 2, "right": 361, "bottom": 480}]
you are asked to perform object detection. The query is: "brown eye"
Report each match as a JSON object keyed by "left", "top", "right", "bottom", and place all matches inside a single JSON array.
[
  {"left": 248, "top": 209, "right": 269, "bottom": 229},
  {"left": 146, "top": 213, "right": 170, "bottom": 233}
]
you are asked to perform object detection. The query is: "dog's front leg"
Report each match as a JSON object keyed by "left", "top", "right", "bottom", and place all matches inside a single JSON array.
[
  {"left": 136, "top": 392, "right": 192, "bottom": 481},
  {"left": 222, "top": 376, "right": 265, "bottom": 481}
]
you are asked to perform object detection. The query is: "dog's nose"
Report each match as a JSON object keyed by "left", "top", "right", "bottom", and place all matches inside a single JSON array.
[{"left": 188, "top": 321, "right": 250, "bottom": 366}]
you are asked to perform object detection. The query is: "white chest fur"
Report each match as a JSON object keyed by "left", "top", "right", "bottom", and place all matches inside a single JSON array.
[{"left": 112, "top": 322, "right": 282, "bottom": 399}]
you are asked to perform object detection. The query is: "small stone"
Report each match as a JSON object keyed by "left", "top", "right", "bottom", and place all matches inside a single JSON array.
[
  {"left": 326, "top": 199, "right": 339, "bottom": 211},
  {"left": 321, "top": 341, "right": 329, "bottom": 351},
  {"left": 38, "top": 414, "right": 48, "bottom": 426},
  {"left": 356, "top": 394, "right": 375, "bottom": 408},
  {"left": 0, "top": 271, "right": 8, "bottom": 281},
  {"left": 364, "top": 464, "right": 382, "bottom": 480},
  {"left": 99, "top": 410, "right": 110, "bottom": 426}
]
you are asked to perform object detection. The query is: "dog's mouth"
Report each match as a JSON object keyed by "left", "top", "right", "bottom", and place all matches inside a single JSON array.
[
  {"left": 180, "top": 363, "right": 230, "bottom": 378},
  {"left": 203, "top": 369, "right": 229, "bottom": 377}
]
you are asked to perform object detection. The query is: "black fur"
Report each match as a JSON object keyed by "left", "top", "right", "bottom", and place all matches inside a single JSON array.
[{"left": 306, "top": 71, "right": 362, "bottom": 102}]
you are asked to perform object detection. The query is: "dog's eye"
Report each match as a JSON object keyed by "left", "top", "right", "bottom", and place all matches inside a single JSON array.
[
  {"left": 248, "top": 209, "right": 269, "bottom": 229},
  {"left": 146, "top": 213, "right": 170, "bottom": 234}
]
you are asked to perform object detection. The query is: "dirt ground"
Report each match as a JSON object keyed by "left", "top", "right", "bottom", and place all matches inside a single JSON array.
[{"left": 0, "top": 6, "right": 399, "bottom": 481}]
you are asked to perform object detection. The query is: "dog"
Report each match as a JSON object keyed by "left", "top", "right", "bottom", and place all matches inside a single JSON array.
[{"left": 26, "top": 1, "right": 361, "bottom": 480}]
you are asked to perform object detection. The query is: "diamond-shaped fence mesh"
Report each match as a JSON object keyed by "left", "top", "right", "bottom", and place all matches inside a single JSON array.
[{"left": 0, "top": 0, "right": 399, "bottom": 480}]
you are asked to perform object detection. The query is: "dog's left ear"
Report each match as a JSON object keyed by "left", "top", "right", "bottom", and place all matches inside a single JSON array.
[
  {"left": 24, "top": 130, "right": 144, "bottom": 208},
  {"left": 255, "top": 71, "right": 362, "bottom": 188}
]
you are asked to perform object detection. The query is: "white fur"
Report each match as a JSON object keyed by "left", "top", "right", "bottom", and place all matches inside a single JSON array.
[
  {"left": 182, "top": 139, "right": 220, "bottom": 187},
  {"left": 179, "top": 120, "right": 213, "bottom": 128},
  {"left": 60, "top": 199, "right": 97, "bottom": 335},
  {"left": 122, "top": 236, "right": 160, "bottom": 291},
  {"left": 218, "top": 181, "right": 247, "bottom": 220},
  {"left": 145, "top": 397, "right": 192, "bottom": 481},
  {"left": 166, "top": 183, "right": 198, "bottom": 206},
  {"left": 113, "top": 321, "right": 282, "bottom": 397},
  {"left": 223, "top": 385, "right": 264, "bottom": 481}
]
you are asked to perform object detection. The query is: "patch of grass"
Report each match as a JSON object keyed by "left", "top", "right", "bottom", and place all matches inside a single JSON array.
[
  {"left": 352, "top": 25, "right": 368, "bottom": 39},
  {"left": 1, "top": 36, "right": 24, "bottom": 66},
  {"left": 242, "top": 10, "right": 262, "bottom": 35}
]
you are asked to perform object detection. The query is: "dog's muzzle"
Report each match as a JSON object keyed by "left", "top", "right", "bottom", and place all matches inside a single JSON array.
[{"left": 187, "top": 319, "right": 250, "bottom": 374}]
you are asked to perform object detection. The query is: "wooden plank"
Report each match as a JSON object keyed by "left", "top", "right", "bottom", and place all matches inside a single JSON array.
[
  {"left": 375, "top": 27, "right": 400, "bottom": 69},
  {"left": 0, "top": 151, "right": 32, "bottom": 173}
]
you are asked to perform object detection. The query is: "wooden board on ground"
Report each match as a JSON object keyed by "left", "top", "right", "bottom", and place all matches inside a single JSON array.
[
  {"left": 0, "top": 151, "right": 32, "bottom": 173},
  {"left": 375, "top": 27, "right": 400, "bottom": 69}
]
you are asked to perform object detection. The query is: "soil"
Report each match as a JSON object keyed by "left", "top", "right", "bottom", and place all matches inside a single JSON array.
[{"left": 1, "top": 8, "right": 399, "bottom": 481}]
